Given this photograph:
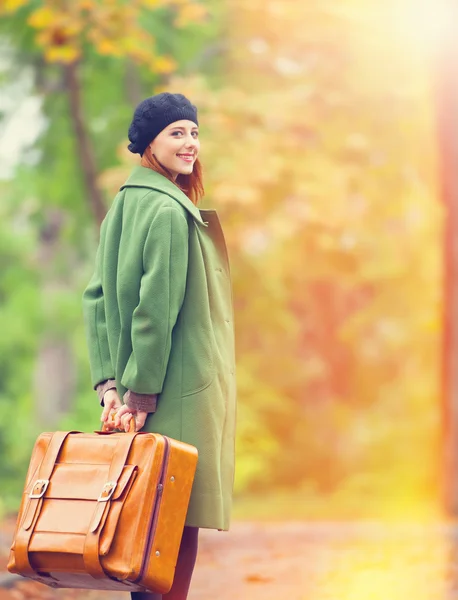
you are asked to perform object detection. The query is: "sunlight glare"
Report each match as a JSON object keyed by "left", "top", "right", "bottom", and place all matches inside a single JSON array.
[{"left": 391, "top": 0, "right": 455, "bottom": 57}]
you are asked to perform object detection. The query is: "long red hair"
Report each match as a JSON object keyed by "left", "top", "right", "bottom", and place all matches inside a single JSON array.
[{"left": 140, "top": 146, "right": 205, "bottom": 206}]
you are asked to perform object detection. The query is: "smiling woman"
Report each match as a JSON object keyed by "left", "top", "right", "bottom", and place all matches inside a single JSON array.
[
  {"left": 123, "top": 92, "right": 204, "bottom": 205},
  {"left": 139, "top": 122, "right": 204, "bottom": 205},
  {"left": 149, "top": 121, "right": 200, "bottom": 178},
  {"left": 82, "top": 92, "right": 237, "bottom": 600}
]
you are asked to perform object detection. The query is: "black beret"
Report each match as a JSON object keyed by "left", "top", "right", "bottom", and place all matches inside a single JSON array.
[{"left": 127, "top": 92, "right": 199, "bottom": 156}]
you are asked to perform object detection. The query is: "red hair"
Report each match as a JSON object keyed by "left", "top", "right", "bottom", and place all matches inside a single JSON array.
[{"left": 140, "top": 146, "right": 205, "bottom": 206}]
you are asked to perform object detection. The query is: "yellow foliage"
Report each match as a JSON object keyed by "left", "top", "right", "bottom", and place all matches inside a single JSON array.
[
  {"left": 1, "top": 0, "right": 27, "bottom": 14},
  {"left": 27, "top": 6, "right": 55, "bottom": 28},
  {"left": 45, "top": 44, "right": 81, "bottom": 63},
  {"left": 157, "top": 1, "right": 442, "bottom": 512},
  {"left": 27, "top": 5, "right": 84, "bottom": 63},
  {"left": 116, "top": 27, "right": 155, "bottom": 60},
  {"left": 95, "top": 39, "right": 124, "bottom": 57},
  {"left": 151, "top": 55, "right": 177, "bottom": 75},
  {"left": 16, "top": 0, "right": 178, "bottom": 67},
  {"left": 174, "top": 3, "right": 208, "bottom": 28},
  {"left": 140, "top": 0, "right": 169, "bottom": 6},
  {"left": 78, "top": 0, "right": 95, "bottom": 10}
]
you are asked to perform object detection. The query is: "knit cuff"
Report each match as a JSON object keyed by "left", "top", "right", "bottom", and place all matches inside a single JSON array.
[
  {"left": 123, "top": 390, "right": 157, "bottom": 413},
  {"left": 96, "top": 379, "right": 117, "bottom": 407}
]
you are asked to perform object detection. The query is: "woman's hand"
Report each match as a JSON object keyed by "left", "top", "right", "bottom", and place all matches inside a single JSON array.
[
  {"left": 114, "top": 404, "right": 148, "bottom": 432},
  {"left": 100, "top": 388, "right": 123, "bottom": 429}
]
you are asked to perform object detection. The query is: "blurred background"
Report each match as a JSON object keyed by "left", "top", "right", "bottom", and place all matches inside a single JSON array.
[{"left": 0, "top": 0, "right": 457, "bottom": 545}]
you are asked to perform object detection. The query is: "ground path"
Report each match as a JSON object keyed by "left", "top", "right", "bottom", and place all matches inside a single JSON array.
[{"left": 1, "top": 521, "right": 458, "bottom": 599}]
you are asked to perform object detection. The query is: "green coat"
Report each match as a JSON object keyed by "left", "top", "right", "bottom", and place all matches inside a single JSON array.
[{"left": 82, "top": 166, "right": 237, "bottom": 531}]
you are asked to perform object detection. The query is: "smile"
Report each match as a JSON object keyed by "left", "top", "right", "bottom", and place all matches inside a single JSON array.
[{"left": 177, "top": 154, "right": 194, "bottom": 163}]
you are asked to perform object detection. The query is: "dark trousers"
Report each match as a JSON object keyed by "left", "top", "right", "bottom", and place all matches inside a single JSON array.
[{"left": 131, "top": 526, "right": 199, "bottom": 600}]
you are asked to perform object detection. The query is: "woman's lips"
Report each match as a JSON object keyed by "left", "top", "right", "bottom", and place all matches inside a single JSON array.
[{"left": 177, "top": 154, "right": 194, "bottom": 163}]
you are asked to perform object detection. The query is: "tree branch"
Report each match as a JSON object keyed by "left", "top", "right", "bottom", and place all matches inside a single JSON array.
[{"left": 64, "top": 61, "right": 106, "bottom": 226}]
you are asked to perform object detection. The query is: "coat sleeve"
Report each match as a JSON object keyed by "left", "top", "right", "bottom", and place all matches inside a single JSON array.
[
  {"left": 120, "top": 206, "right": 189, "bottom": 395},
  {"left": 96, "top": 379, "right": 117, "bottom": 406},
  {"left": 82, "top": 218, "right": 115, "bottom": 390}
]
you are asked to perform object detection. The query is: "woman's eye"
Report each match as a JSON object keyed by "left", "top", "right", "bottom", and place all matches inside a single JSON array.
[{"left": 171, "top": 131, "right": 199, "bottom": 136}]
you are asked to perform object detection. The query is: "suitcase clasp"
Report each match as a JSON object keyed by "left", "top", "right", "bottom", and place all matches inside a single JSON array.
[
  {"left": 29, "top": 479, "right": 49, "bottom": 499},
  {"left": 98, "top": 481, "right": 117, "bottom": 502}
]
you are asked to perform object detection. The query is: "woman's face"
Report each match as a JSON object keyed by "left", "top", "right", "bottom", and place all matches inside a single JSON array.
[{"left": 149, "top": 120, "right": 200, "bottom": 180}]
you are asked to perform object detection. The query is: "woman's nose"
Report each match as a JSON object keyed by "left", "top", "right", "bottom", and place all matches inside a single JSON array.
[
  {"left": 185, "top": 134, "right": 198, "bottom": 146},
  {"left": 184, "top": 142, "right": 198, "bottom": 152}
]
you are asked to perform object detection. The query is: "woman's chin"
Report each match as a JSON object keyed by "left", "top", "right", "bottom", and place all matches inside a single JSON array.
[{"left": 178, "top": 166, "right": 194, "bottom": 175}]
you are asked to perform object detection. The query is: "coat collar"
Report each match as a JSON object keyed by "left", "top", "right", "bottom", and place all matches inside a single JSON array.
[{"left": 120, "top": 165, "right": 206, "bottom": 226}]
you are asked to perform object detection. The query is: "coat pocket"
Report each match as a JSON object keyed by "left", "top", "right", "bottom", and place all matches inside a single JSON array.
[{"left": 180, "top": 319, "right": 216, "bottom": 397}]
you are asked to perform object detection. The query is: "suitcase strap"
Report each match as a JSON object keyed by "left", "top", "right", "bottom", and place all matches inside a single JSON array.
[
  {"left": 83, "top": 432, "right": 138, "bottom": 579},
  {"left": 14, "top": 431, "right": 76, "bottom": 577}
]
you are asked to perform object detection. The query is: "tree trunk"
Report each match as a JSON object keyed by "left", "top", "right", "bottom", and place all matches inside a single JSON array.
[
  {"left": 33, "top": 209, "right": 76, "bottom": 427},
  {"left": 34, "top": 337, "right": 76, "bottom": 426},
  {"left": 64, "top": 62, "right": 106, "bottom": 225},
  {"left": 124, "top": 60, "right": 142, "bottom": 108}
]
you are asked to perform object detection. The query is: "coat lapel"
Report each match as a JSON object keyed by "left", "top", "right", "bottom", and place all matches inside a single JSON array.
[{"left": 120, "top": 166, "right": 207, "bottom": 226}]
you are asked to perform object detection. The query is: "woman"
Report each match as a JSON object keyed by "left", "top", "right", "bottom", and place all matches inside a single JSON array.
[{"left": 82, "top": 92, "right": 237, "bottom": 600}]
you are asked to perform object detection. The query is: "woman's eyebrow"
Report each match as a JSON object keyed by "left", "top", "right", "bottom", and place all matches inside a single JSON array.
[{"left": 169, "top": 126, "right": 199, "bottom": 131}]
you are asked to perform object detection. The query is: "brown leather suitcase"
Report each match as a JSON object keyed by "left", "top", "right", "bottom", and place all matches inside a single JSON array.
[{"left": 7, "top": 426, "right": 198, "bottom": 593}]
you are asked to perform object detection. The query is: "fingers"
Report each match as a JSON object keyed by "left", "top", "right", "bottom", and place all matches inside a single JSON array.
[
  {"left": 113, "top": 404, "right": 130, "bottom": 428},
  {"left": 135, "top": 410, "right": 148, "bottom": 432},
  {"left": 118, "top": 411, "right": 133, "bottom": 433},
  {"left": 100, "top": 392, "right": 122, "bottom": 423},
  {"left": 102, "top": 417, "right": 116, "bottom": 431},
  {"left": 102, "top": 403, "right": 148, "bottom": 433},
  {"left": 101, "top": 397, "right": 116, "bottom": 423},
  {"left": 105, "top": 390, "right": 122, "bottom": 409},
  {"left": 101, "top": 405, "right": 111, "bottom": 423}
]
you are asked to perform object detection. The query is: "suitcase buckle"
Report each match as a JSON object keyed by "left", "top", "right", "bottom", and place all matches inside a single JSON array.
[
  {"left": 98, "top": 481, "right": 117, "bottom": 502},
  {"left": 29, "top": 479, "right": 49, "bottom": 499}
]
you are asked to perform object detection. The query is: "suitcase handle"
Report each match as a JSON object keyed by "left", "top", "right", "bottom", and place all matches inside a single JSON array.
[{"left": 100, "top": 411, "right": 136, "bottom": 434}]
